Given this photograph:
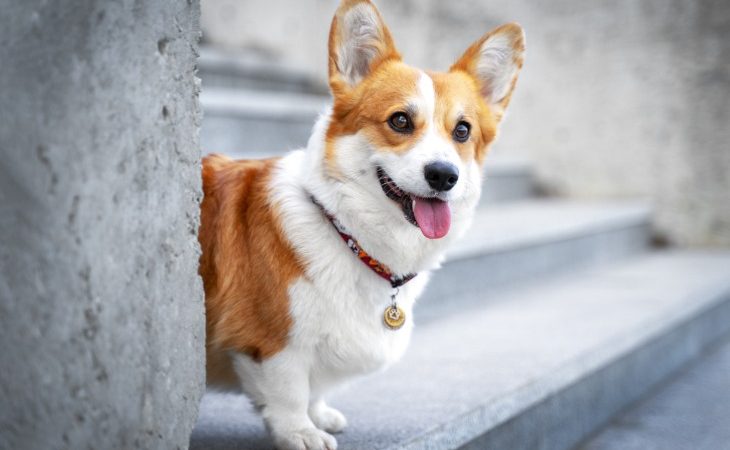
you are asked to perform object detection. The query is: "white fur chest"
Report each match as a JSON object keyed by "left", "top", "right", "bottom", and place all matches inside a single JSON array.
[
  {"left": 270, "top": 150, "right": 437, "bottom": 386},
  {"left": 288, "top": 276, "right": 421, "bottom": 381}
]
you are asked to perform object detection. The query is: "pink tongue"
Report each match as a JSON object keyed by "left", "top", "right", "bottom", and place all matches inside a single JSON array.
[{"left": 413, "top": 197, "right": 451, "bottom": 239}]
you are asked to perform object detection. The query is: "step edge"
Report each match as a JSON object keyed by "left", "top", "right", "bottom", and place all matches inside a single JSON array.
[
  {"left": 201, "top": 86, "right": 331, "bottom": 102},
  {"left": 203, "top": 106, "right": 324, "bottom": 122},
  {"left": 446, "top": 205, "right": 652, "bottom": 262},
  {"left": 199, "top": 47, "right": 319, "bottom": 83},
  {"left": 201, "top": 88, "right": 330, "bottom": 119},
  {"left": 391, "top": 274, "right": 730, "bottom": 450}
]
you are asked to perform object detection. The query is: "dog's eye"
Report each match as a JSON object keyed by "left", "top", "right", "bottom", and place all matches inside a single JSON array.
[
  {"left": 453, "top": 121, "right": 471, "bottom": 143},
  {"left": 388, "top": 112, "right": 413, "bottom": 133}
]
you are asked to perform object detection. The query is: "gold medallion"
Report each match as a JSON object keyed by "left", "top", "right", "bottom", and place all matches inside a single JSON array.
[{"left": 383, "top": 305, "right": 406, "bottom": 330}]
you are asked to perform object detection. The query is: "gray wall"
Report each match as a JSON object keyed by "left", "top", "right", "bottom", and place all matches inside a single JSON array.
[
  {"left": 201, "top": 0, "right": 730, "bottom": 246},
  {"left": 0, "top": 1, "right": 205, "bottom": 449}
]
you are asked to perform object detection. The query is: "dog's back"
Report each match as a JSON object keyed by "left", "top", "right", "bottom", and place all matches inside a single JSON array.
[{"left": 199, "top": 154, "right": 302, "bottom": 386}]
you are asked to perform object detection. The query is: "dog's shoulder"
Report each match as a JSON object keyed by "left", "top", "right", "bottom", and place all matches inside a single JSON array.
[
  {"left": 199, "top": 154, "right": 279, "bottom": 265},
  {"left": 201, "top": 153, "right": 274, "bottom": 199}
]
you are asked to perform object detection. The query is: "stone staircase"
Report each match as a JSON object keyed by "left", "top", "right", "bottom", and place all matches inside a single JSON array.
[
  {"left": 192, "top": 47, "right": 730, "bottom": 450},
  {"left": 579, "top": 335, "right": 730, "bottom": 450}
]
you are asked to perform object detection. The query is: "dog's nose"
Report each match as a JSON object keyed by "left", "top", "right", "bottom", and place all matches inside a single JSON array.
[{"left": 424, "top": 161, "right": 459, "bottom": 192}]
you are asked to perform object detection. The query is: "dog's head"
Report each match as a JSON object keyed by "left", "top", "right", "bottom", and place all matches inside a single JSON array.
[{"left": 322, "top": 0, "right": 524, "bottom": 240}]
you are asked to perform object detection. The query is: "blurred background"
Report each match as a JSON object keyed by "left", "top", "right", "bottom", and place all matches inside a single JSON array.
[{"left": 199, "top": 0, "right": 730, "bottom": 247}]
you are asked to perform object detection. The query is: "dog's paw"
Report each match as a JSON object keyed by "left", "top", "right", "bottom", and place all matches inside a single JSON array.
[
  {"left": 309, "top": 403, "right": 348, "bottom": 434},
  {"left": 272, "top": 427, "right": 337, "bottom": 450}
]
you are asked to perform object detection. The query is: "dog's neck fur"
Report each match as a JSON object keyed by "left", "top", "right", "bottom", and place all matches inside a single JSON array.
[{"left": 300, "top": 109, "right": 479, "bottom": 277}]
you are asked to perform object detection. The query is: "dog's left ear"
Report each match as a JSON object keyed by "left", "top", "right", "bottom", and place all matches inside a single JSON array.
[
  {"left": 451, "top": 23, "right": 525, "bottom": 120},
  {"left": 328, "top": 0, "right": 400, "bottom": 94}
]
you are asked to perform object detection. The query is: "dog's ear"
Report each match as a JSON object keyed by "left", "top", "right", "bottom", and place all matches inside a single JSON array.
[
  {"left": 451, "top": 23, "right": 525, "bottom": 120},
  {"left": 328, "top": 0, "right": 400, "bottom": 93}
]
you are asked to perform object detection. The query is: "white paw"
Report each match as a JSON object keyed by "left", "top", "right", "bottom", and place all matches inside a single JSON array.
[
  {"left": 272, "top": 427, "right": 338, "bottom": 450},
  {"left": 309, "top": 404, "right": 348, "bottom": 434}
]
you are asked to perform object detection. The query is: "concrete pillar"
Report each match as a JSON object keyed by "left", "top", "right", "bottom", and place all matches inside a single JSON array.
[{"left": 0, "top": 1, "right": 204, "bottom": 448}]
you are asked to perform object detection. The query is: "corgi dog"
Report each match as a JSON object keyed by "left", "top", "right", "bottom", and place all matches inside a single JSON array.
[{"left": 198, "top": 1, "right": 524, "bottom": 448}]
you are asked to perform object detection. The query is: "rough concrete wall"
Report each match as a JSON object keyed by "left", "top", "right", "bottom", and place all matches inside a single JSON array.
[
  {"left": 0, "top": 1, "right": 204, "bottom": 449},
  {"left": 201, "top": 0, "right": 730, "bottom": 246}
]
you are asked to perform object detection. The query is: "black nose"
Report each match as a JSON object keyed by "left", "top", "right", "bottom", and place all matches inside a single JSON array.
[{"left": 424, "top": 161, "right": 459, "bottom": 192}]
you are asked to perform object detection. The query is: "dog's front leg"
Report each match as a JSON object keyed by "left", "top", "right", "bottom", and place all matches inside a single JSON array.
[
  {"left": 308, "top": 398, "right": 347, "bottom": 434},
  {"left": 243, "top": 351, "right": 338, "bottom": 450}
]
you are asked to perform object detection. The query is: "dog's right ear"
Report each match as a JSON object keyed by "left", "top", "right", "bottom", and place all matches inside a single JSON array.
[{"left": 328, "top": 0, "right": 400, "bottom": 94}]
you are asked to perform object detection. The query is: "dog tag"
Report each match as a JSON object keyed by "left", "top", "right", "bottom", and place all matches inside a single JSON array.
[{"left": 383, "top": 305, "right": 406, "bottom": 330}]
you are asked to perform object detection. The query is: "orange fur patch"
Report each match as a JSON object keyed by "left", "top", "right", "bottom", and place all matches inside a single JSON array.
[
  {"left": 430, "top": 70, "right": 498, "bottom": 165},
  {"left": 199, "top": 154, "right": 302, "bottom": 385},
  {"left": 326, "top": 61, "right": 424, "bottom": 167}
]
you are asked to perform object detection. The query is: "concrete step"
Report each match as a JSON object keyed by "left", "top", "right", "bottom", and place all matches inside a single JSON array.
[
  {"left": 420, "top": 199, "right": 651, "bottom": 308},
  {"left": 201, "top": 87, "right": 329, "bottom": 157},
  {"left": 199, "top": 47, "right": 328, "bottom": 95},
  {"left": 577, "top": 335, "right": 730, "bottom": 450},
  {"left": 189, "top": 251, "right": 730, "bottom": 450},
  {"left": 479, "top": 156, "right": 535, "bottom": 205}
]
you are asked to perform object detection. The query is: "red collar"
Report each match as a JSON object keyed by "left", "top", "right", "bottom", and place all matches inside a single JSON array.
[{"left": 311, "top": 196, "right": 417, "bottom": 288}]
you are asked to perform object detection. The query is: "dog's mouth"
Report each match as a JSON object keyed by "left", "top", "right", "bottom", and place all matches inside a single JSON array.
[{"left": 376, "top": 167, "right": 451, "bottom": 239}]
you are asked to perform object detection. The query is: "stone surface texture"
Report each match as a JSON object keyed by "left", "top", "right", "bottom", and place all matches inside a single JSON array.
[
  {"left": 201, "top": 0, "right": 730, "bottom": 246},
  {"left": 0, "top": 1, "right": 204, "bottom": 449},
  {"left": 579, "top": 337, "right": 730, "bottom": 450}
]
